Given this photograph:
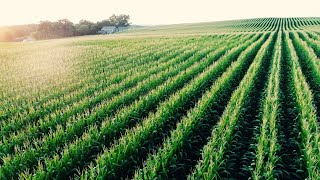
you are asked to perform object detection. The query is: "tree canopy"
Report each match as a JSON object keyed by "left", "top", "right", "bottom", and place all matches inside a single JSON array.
[{"left": 0, "top": 14, "right": 131, "bottom": 41}]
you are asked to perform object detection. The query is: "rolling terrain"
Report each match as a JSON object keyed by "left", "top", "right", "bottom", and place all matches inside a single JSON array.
[{"left": 0, "top": 17, "right": 320, "bottom": 179}]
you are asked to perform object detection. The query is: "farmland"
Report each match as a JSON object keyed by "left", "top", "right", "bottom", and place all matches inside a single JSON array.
[{"left": 0, "top": 17, "right": 320, "bottom": 179}]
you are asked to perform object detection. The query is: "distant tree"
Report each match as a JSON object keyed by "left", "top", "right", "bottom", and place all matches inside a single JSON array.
[
  {"left": 0, "top": 30, "right": 14, "bottom": 41},
  {"left": 96, "top": 19, "right": 112, "bottom": 30},
  {"left": 56, "top": 19, "right": 75, "bottom": 37},
  {"left": 75, "top": 20, "right": 98, "bottom": 35},
  {"left": 0, "top": 24, "right": 37, "bottom": 41},
  {"left": 0, "top": 14, "right": 131, "bottom": 41},
  {"left": 34, "top": 21, "right": 54, "bottom": 39},
  {"left": 109, "top": 14, "right": 130, "bottom": 27},
  {"left": 33, "top": 19, "right": 75, "bottom": 39}
]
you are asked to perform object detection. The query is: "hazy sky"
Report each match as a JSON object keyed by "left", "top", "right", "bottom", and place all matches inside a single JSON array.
[{"left": 1, "top": 0, "right": 319, "bottom": 26}]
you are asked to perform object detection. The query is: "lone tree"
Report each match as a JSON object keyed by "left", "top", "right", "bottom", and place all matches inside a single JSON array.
[{"left": 109, "top": 14, "right": 130, "bottom": 27}]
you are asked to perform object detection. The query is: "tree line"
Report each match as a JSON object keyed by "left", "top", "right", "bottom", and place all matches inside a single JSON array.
[
  {"left": 0, "top": 14, "right": 130, "bottom": 41},
  {"left": 0, "top": 24, "right": 37, "bottom": 42}
]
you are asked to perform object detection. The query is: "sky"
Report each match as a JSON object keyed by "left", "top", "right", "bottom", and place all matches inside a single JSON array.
[{"left": 1, "top": 0, "right": 319, "bottom": 26}]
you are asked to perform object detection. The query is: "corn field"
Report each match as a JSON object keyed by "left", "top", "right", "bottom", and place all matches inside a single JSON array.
[{"left": 0, "top": 17, "right": 320, "bottom": 179}]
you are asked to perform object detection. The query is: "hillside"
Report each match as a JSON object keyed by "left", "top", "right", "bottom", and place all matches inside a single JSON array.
[
  {"left": 0, "top": 18, "right": 320, "bottom": 179},
  {"left": 124, "top": 17, "right": 320, "bottom": 35}
]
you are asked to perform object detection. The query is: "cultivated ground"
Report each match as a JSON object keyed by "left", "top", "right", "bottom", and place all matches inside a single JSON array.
[{"left": 0, "top": 17, "right": 320, "bottom": 179}]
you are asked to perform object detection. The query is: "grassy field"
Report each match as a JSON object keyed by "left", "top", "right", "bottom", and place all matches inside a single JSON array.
[{"left": 0, "top": 17, "right": 320, "bottom": 179}]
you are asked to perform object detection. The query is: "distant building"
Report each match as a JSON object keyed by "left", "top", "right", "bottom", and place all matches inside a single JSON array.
[
  {"left": 22, "top": 37, "right": 34, "bottom": 42},
  {"left": 98, "top": 26, "right": 129, "bottom": 34},
  {"left": 117, "top": 27, "right": 129, "bottom": 32},
  {"left": 15, "top": 36, "right": 34, "bottom": 42}
]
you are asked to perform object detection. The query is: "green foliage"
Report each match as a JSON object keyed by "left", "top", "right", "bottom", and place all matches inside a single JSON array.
[{"left": 0, "top": 18, "right": 319, "bottom": 180}]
